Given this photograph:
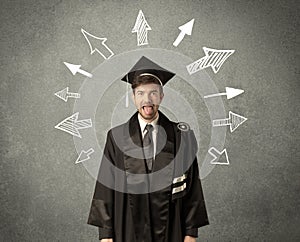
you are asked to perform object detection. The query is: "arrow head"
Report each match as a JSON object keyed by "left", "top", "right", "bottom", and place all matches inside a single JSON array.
[
  {"left": 81, "top": 28, "right": 107, "bottom": 54},
  {"left": 178, "top": 18, "right": 194, "bottom": 35},
  {"left": 209, "top": 147, "right": 230, "bottom": 165},
  {"left": 225, "top": 87, "right": 244, "bottom": 99},
  {"left": 64, "top": 62, "right": 81, "bottom": 75},
  {"left": 132, "top": 10, "right": 151, "bottom": 32},
  {"left": 54, "top": 87, "right": 69, "bottom": 102},
  {"left": 55, "top": 112, "right": 81, "bottom": 137},
  {"left": 229, "top": 111, "right": 247, "bottom": 132}
]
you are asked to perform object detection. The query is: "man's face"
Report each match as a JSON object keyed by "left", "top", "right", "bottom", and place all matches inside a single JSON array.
[{"left": 132, "top": 83, "right": 164, "bottom": 122}]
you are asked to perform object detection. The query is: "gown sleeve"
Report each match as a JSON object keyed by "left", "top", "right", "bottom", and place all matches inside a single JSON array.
[
  {"left": 182, "top": 130, "right": 209, "bottom": 237},
  {"left": 87, "top": 130, "right": 115, "bottom": 240}
]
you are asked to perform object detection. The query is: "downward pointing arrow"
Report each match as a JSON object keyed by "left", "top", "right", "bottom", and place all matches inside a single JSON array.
[
  {"left": 208, "top": 147, "right": 230, "bottom": 165},
  {"left": 173, "top": 19, "right": 194, "bottom": 47},
  {"left": 64, "top": 62, "right": 93, "bottom": 78},
  {"left": 75, "top": 148, "right": 95, "bottom": 164},
  {"left": 204, "top": 87, "right": 244, "bottom": 100},
  {"left": 81, "top": 28, "right": 114, "bottom": 60}
]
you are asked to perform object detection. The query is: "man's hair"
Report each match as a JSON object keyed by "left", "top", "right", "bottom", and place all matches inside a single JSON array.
[{"left": 131, "top": 75, "right": 163, "bottom": 93}]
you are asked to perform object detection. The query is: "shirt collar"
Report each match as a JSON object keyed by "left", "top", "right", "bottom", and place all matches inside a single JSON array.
[{"left": 138, "top": 113, "right": 159, "bottom": 133}]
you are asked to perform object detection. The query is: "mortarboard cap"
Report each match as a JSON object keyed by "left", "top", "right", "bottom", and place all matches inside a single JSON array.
[{"left": 121, "top": 56, "right": 175, "bottom": 86}]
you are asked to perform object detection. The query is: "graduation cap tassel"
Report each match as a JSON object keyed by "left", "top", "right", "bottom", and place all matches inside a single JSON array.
[{"left": 126, "top": 74, "right": 129, "bottom": 108}]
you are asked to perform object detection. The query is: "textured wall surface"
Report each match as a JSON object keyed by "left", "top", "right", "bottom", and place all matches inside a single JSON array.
[{"left": 0, "top": 0, "right": 299, "bottom": 241}]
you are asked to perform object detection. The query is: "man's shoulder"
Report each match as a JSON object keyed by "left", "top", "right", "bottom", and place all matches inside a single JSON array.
[
  {"left": 107, "top": 122, "right": 128, "bottom": 135},
  {"left": 159, "top": 111, "right": 194, "bottom": 134}
]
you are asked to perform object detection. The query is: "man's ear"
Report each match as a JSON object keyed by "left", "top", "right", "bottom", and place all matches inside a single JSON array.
[{"left": 160, "top": 92, "right": 164, "bottom": 101}]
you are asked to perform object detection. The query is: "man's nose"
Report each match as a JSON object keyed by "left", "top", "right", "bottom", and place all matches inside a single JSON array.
[{"left": 144, "top": 94, "right": 152, "bottom": 103}]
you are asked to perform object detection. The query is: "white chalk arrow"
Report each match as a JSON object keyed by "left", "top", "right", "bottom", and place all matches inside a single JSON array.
[
  {"left": 132, "top": 10, "right": 152, "bottom": 46},
  {"left": 64, "top": 62, "right": 93, "bottom": 78},
  {"left": 75, "top": 148, "right": 95, "bottom": 164},
  {"left": 54, "top": 87, "right": 81, "bottom": 102},
  {"left": 204, "top": 87, "right": 244, "bottom": 100},
  {"left": 187, "top": 47, "right": 235, "bottom": 74},
  {"left": 81, "top": 28, "right": 114, "bottom": 60},
  {"left": 208, "top": 147, "right": 230, "bottom": 165},
  {"left": 173, "top": 18, "right": 194, "bottom": 47},
  {"left": 55, "top": 112, "right": 92, "bottom": 138},
  {"left": 213, "top": 111, "right": 247, "bottom": 133}
]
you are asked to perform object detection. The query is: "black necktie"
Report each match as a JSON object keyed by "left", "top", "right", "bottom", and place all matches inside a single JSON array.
[{"left": 143, "top": 124, "right": 154, "bottom": 172}]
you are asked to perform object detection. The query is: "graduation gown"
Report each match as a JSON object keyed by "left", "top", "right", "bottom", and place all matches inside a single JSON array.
[{"left": 88, "top": 111, "right": 209, "bottom": 242}]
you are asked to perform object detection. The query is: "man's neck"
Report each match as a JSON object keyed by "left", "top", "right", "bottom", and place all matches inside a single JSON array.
[{"left": 138, "top": 112, "right": 159, "bottom": 126}]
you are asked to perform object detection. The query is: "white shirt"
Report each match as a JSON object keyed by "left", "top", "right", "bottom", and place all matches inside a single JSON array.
[{"left": 138, "top": 113, "right": 159, "bottom": 159}]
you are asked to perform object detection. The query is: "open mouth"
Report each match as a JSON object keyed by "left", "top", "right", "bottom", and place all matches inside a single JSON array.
[{"left": 142, "top": 105, "right": 154, "bottom": 115}]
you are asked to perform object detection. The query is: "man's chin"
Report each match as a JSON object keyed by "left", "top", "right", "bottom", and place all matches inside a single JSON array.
[{"left": 138, "top": 110, "right": 158, "bottom": 121}]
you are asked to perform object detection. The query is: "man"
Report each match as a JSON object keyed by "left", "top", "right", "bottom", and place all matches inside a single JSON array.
[{"left": 88, "top": 56, "right": 209, "bottom": 242}]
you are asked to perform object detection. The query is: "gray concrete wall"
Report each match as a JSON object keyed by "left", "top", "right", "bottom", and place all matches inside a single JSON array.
[{"left": 0, "top": 0, "right": 299, "bottom": 241}]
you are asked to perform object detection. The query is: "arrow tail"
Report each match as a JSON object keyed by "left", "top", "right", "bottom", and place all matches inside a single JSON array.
[
  {"left": 186, "top": 56, "right": 206, "bottom": 75},
  {"left": 86, "top": 148, "right": 95, "bottom": 156},
  {"left": 95, "top": 43, "right": 114, "bottom": 59},
  {"left": 137, "top": 25, "right": 149, "bottom": 46},
  {"left": 213, "top": 118, "right": 231, "bottom": 127},
  {"left": 67, "top": 92, "right": 81, "bottom": 99},
  {"left": 173, "top": 32, "right": 185, "bottom": 47},
  {"left": 55, "top": 122, "right": 81, "bottom": 138},
  {"left": 78, "top": 69, "right": 93, "bottom": 78},
  {"left": 204, "top": 92, "right": 226, "bottom": 99},
  {"left": 74, "top": 119, "right": 92, "bottom": 130}
]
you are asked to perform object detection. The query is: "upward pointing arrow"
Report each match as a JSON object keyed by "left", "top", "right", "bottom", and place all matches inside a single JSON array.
[
  {"left": 64, "top": 62, "right": 93, "bottom": 78},
  {"left": 173, "top": 19, "right": 195, "bottom": 47},
  {"left": 81, "top": 28, "right": 114, "bottom": 60},
  {"left": 204, "top": 87, "right": 244, "bottom": 100},
  {"left": 132, "top": 10, "right": 152, "bottom": 46}
]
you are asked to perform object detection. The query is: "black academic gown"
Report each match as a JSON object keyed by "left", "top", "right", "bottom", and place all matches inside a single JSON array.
[{"left": 88, "top": 111, "right": 209, "bottom": 242}]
